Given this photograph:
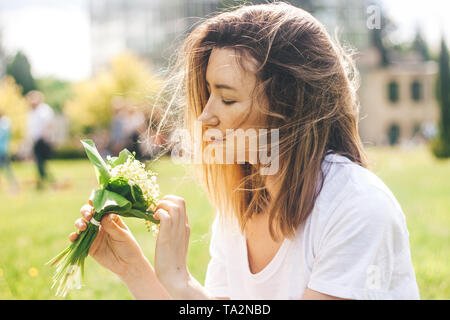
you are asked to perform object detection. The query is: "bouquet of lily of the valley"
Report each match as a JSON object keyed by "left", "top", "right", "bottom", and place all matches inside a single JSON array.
[{"left": 48, "top": 139, "right": 160, "bottom": 297}]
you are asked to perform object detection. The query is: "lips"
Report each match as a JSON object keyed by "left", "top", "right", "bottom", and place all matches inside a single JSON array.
[{"left": 209, "top": 136, "right": 226, "bottom": 143}]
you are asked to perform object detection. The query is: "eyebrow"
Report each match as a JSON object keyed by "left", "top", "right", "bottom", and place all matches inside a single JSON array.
[{"left": 206, "top": 81, "right": 237, "bottom": 91}]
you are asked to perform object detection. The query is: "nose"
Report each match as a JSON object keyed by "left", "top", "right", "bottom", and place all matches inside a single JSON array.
[{"left": 197, "top": 109, "right": 219, "bottom": 127}]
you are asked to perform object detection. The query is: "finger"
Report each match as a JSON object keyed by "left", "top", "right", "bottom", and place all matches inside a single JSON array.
[
  {"left": 69, "top": 232, "right": 78, "bottom": 242},
  {"left": 80, "top": 204, "right": 93, "bottom": 221},
  {"left": 156, "top": 199, "right": 179, "bottom": 214},
  {"left": 185, "top": 223, "right": 190, "bottom": 253},
  {"left": 80, "top": 203, "right": 91, "bottom": 213},
  {"left": 110, "top": 214, "right": 130, "bottom": 231},
  {"left": 154, "top": 207, "right": 169, "bottom": 220},
  {"left": 100, "top": 214, "right": 129, "bottom": 239},
  {"left": 184, "top": 208, "right": 189, "bottom": 226},
  {"left": 162, "top": 194, "right": 186, "bottom": 209},
  {"left": 82, "top": 211, "right": 92, "bottom": 222},
  {"left": 162, "top": 195, "right": 186, "bottom": 209},
  {"left": 75, "top": 218, "right": 87, "bottom": 231},
  {"left": 162, "top": 195, "right": 188, "bottom": 230},
  {"left": 156, "top": 199, "right": 184, "bottom": 225}
]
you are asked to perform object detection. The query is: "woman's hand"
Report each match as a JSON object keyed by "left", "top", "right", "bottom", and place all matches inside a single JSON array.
[
  {"left": 70, "top": 200, "right": 148, "bottom": 280},
  {"left": 153, "top": 195, "right": 191, "bottom": 295}
]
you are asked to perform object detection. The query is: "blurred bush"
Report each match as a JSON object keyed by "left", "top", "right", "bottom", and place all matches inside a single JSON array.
[
  {"left": 0, "top": 75, "right": 29, "bottom": 153},
  {"left": 51, "top": 145, "right": 86, "bottom": 159},
  {"left": 431, "top": 136, "right": 450, "bottom": 158},
  {"left": 64, "top": 52, "right": 161, "bottom": 136}
]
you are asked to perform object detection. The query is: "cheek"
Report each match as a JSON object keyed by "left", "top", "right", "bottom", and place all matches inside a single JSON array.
[
  {"left": 219, "top": 100, "right": 266, "bottom": 131},
  {"left": 216, "top": 103, "right": 248, "bottom": 130},
  {"left": 237, "top": 102, "right": 267, "bottom": 130},
  {"left": 215, "top": 108, "right": 236, "bottom": 130}
]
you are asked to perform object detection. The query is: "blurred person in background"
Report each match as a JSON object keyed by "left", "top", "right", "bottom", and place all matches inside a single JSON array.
[
  {"left": 26, "top": 90, "right": 55, "bottom": 190},
  {"left": 108, "top": 97, "right": 127, "bottom": 156},
  {"left": 108, "top": 98, "right": 147, "bottom": 159},
  {"left": 123, "top": 106, "right": 146, "bottom": 160},
  {"left": 0, "top": 110, "right": 19, "bottom": 193}
]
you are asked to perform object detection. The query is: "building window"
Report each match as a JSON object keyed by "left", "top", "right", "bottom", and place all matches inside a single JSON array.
[
  {"left": 387, "top": 124, "right": 400, "bottom": 145},
  {"left": 388, "top": 81, "right": 399, "bottom": 103},
  {"left": 411, "top": 81, "right": 423, "bottom": 101}
]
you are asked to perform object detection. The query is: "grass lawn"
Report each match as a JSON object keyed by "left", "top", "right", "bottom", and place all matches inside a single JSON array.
[
  {"left": 366, "top": 146, "right": 450, "bottom": 299},
  {"left": 0, "top": 146, "right": 448, "bottom": 299}
]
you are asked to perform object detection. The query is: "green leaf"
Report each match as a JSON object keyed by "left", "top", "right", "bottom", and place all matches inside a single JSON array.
[
  {"left": 130, "top": 185, "right": 148, "bottom": 211},
  {"left": 111, "top": 149, "right": 133, "bottom": 167},
  {"left": 106, "top": 176, "right": 132, "bottom": 198},
  {"left": 106, "top": 156, "right": 118, "bottom": 166},
  {"left": 80, "top": 139, "right": 111, "bottom": 187},
  {"left": 91, "top": 189, "right": 132, "bottom": 215},
  {"left": 146, "top": 211, "right": 160, "bottom": 224},
  {"left": 90, "top": 189, "right": 159, "bottom": 224},
  {"left": 118, "top": 208, "right": 160, "bottom": 224}
]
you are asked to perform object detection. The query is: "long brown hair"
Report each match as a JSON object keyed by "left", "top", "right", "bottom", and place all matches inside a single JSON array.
[{"left": 162, "top": 2, "right": 367, "bottom": 241}]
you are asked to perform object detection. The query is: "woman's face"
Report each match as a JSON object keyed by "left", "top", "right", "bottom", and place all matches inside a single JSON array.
[{"left": 198, "top": 47, "right": 267, "bottom": 141}]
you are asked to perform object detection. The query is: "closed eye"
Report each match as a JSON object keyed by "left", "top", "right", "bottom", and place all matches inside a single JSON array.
[{"left": 222, "top": 100, "right": 236, "bottom": 105}]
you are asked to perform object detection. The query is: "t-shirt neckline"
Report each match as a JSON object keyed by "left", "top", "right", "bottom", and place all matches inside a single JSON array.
[{"left": 241, "top": 230, "right": 293, "bottom": 283}]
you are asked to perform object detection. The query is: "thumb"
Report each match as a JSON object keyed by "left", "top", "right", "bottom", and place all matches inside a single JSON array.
[{"left": 100, "top": 214, "right": 129, "bottom": 239}]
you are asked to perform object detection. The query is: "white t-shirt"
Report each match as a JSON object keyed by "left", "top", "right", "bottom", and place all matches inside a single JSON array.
[
  {"left": 27, "top": 103, "right": 54, "bottom": 143},
  {"left": 204, "top": 152, "right": 420, "bottom": 300}
]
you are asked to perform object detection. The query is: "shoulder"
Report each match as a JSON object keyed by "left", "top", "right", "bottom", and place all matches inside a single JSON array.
[
  {"left": 313, "top": 152, "right": 407, "bottom": 233},
  {"left": 37, "top": 103, "right": 54, "bottom": 116},
  {"left": 303, "top": 152, "right": 413, "bottom": 270}
]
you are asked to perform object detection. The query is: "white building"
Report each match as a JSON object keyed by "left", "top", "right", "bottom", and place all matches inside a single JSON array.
[
  {"left": 357, "top": 48, "right": 439, "bottom": 146},
  {"left": 313, "top": 0, "right": 372, "bottom": 51}
]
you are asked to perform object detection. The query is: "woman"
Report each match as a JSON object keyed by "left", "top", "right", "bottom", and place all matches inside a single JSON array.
[{"left": 71, "top": 3, "right": 420, "bottom": 299}]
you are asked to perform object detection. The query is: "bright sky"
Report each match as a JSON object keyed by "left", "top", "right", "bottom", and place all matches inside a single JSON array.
[
  {"left": 0, "top": 0, "right": 448, "bottom": 81},
  {"left": 0, "top": 0, "right": 90, "bottom": 81},
  {"left": 381, "top": 0, "right": 449, "bottom": 50}
]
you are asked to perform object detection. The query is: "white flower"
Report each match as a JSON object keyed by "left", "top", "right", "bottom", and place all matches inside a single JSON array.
[
  {"left": 151, "top": 224, "right": 159, "bottom": 237},
  {"left": 109, "top": 156, "right": 159, "bottom": 206}
]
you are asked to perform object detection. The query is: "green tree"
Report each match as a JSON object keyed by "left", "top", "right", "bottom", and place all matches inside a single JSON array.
[
  {"left": 432, "top": 38, "right": 450, "bottom": 158},
  {"left": 6, "top": 51, "right": 36, "bottom": 95},
  {"left": 36, "top": 77, "right": 73, "bottom": 113},
  {"left": 412, "top": 27, "right": 430, "bottom": 61},
  {"left": 369, "top": 4, "right": 395, "bottom": 67}
]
